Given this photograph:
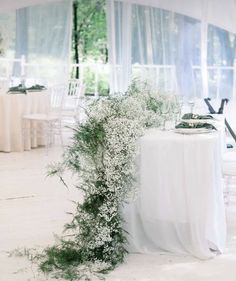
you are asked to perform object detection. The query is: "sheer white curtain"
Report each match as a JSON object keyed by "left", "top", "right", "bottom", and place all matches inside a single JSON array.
[
  {"left": 0, "top": 0, "right": 72, "bottom": 85},
  {"left": 107, "top": 0, "right": 236, "bottom": 99},
  {"left": 106, "top": 0, "right": 132, "bottom": 93},
  {"left": 108, "top": 0, "right": 236, "bottom": 35}
]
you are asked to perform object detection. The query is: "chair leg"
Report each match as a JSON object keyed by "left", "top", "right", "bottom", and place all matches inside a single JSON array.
[
  {"left": 45, "top": 122, "right": 51, "bottom": 155},
  {"left": 22, "top": 119, "right": 29, "bottom": 151},
  {"left": 23, "top": 119, "right": 37, "bottom": 151},
  {"left": 59, "top": 121, "right": 64, "bottom": 147},
  {"left": 224, "top": 176, "right": 230, "bottom": 206}
]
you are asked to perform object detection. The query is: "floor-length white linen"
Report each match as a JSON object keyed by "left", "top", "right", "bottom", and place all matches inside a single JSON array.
[
  {"left": 0, "top": 91, "right": 50, "bottom": 152},
  {"left": 123, "top": 129, "right": 226, "bottom": 259}
]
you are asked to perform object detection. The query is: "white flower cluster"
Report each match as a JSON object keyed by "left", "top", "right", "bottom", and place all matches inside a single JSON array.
[
  {"left": 103, "top": 117, "right": 143, "bottom": 201},
  {"left": 98, "top": 202, "right": 118, "bottom": 222},
  {"left": 87, "top": 224, "right": 113, "bottom": 249},
  {"left": 87, "top": 98, "right": 116, "bottom": 122},
  {"left": 117, "top": 96, "right": 146, "bottom": 123}
]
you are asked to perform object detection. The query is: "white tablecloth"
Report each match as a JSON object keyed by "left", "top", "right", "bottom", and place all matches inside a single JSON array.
[
  {"left": 0, "top": 91, "right": 49, "bottom": 152},
  {"left": 124, "top": 129, "right": 226, "bottom": 259}
]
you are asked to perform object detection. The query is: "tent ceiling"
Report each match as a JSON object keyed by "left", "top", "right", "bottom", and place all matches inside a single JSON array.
[
  {"left": 116, "top": 0, "right": 236, "bottom": 34},
  {"left": 0, "top": 0, "right": 62, "bottom": 12}
]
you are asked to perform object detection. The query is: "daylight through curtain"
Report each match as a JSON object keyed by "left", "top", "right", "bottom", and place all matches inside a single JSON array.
[
  {"left": 107, "top": 0, "right": 236, "bottom": 99},
  {"left": 0, "top": 0, "right": 72, "bottom": 85}
]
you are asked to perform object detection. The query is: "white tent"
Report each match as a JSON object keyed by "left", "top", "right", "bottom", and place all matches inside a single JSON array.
[
  {"left": 113, "top": 0, "right": 236, "bottom": 34},
  {"left": 107, "top": 0, "right": 236, "bottom": 98}
]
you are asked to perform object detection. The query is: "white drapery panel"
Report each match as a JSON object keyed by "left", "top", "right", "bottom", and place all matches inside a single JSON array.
[
  {"left": 0, "top": 0, "right": 72, "bottom": 84},
  {"left": 106, "top": 0, "right": 132, "bottom": 93},
  {"left": 107, "top": 0, "right": 236, "bottom": 98}
]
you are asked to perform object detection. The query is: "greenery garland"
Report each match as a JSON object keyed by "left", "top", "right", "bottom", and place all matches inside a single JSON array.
[{"left": 39, "top": 81, "right": 177, "bottom": 280}]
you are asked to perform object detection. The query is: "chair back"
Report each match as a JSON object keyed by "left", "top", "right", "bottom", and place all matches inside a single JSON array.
[
  {"left": 50, "top": 83, "right": 67, "bottom": 115},
  {"left": 68, "top": 79, "right": 84, "bottom": 97},
  {"left": 63, "top": 79, "right": 86, "bottom": 120}
]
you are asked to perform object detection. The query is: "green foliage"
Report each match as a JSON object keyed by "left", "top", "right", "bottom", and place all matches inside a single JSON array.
[
  {"left": 82, "top": 67, "right": 109, "bottom": 96},
  {"left": 71, "top": 0, "right": 108, "bottom": 94},
  {"left": 36, "top": 81, "right": 176, "bottom": 280},
  {"left": 98, "top": 79, "right": 109, "bottom": 96},
  {"left": 40, "top": 244, "right": 82, "bottom": 272},
  {"left": 72, "top": 0, "right": 107, "bottom": 62}
]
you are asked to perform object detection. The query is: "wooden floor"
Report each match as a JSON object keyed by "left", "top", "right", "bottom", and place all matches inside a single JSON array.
[{"left": 1, "top": 144, "right": 236, "bottom": 281}]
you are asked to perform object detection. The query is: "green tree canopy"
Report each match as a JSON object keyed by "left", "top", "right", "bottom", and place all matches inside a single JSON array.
[{"left": 72, "top": 0, "right": 107, "bottom": 68}]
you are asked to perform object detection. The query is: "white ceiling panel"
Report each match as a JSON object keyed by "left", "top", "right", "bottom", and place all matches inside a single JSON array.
[
  {"left": 115, "top": 0, "right": 236, "bottom": 34},
  {"left": 0, "top": 0, "right": 64, "bottom": 12}
]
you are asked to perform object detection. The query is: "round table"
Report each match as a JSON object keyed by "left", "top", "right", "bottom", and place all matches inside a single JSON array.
[{"left": 0, "top": 91, "right": 50, "bottom": 152}]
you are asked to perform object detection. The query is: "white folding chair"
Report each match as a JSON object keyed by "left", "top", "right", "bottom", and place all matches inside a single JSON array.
[
  {"left": 62, "top": 79, "right": 86, "bottom": 124},
  {"left": 22, "top": 84, "right": 66, "bottom": 152}
]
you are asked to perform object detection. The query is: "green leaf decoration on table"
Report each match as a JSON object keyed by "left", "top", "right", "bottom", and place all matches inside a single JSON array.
[
  {"left": 175, "top": 121, "right": 217, "bottom": 130},
  {"left": 8, "top": 84, "right": 27, "bottom": 94},
  {"left": 182, "top": 113, "right": 214, "bottom": 120},
  {"left": 27, "top": 84, "right": 46, "bottom": 91},
  {"left": 8, "top": 84, "right": 46, "bottom": 94}
]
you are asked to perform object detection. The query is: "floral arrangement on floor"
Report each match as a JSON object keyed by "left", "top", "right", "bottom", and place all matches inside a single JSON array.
[{"left": 38, "top": 81, "right": 178, "bottom": 280}]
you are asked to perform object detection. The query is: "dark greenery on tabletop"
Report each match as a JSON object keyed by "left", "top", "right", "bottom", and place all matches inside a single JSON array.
[
  {"left": 175, "top": 121, "right": 216, "bottom": 130},
  {"left": 182, "top": 113, "right": 214, "bottom": 120},
  {"left": 8, "top": 84, "right": 46, "bottom": 94},
  {"left": 33, "top": 81, "right": 173, "bottom": 280},
  {"left": 27, "top": 84, "right": 46, "bottom": 91},
  {"left": 8, "top": 84, "right": 27, "bottom": 94}
]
